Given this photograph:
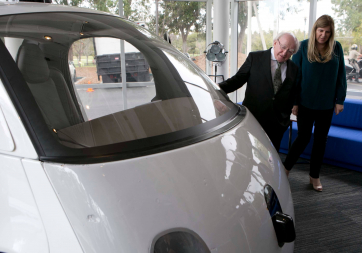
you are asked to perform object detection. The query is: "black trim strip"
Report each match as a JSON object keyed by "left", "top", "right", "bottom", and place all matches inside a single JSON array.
[{"left": 0, "top": 39, "right": 46, "bottom": 156}]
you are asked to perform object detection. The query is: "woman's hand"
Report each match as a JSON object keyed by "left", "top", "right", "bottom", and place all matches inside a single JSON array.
[
  {"left": 292, "top": 105, "right": 298, "bottom": 116},
  {"left": 334, "top": 104, "right": 344, "bottom": 115}
]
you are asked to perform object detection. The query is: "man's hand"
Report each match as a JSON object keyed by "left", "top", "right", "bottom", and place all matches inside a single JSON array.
[
  {"left": 213, "top": 99, "right": 229, "bottom": 114},
  {"left": 292, "top": 105, "right": 298, "bottom": 116},
  {"left": 334, "top": 104, "right": 344, "bottom": 115}
]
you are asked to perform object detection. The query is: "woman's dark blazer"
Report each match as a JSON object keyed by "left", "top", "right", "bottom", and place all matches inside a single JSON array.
[{"left": 219, "top": 48, "right": 298, "bottom": 128}]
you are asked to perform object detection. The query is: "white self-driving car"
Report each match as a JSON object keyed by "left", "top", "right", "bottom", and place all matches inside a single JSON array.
[{"left": 0, "top": 2, "right": 295, "bottom": 253}]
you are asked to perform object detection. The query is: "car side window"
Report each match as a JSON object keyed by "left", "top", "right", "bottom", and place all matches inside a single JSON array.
[{"left": 70, "top": 37, "right": 155, "bottom": 120}]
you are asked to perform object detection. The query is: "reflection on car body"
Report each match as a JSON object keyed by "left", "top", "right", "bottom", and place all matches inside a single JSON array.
[{"left": 0, "top": 2, "right": 295, "bottom": 253}]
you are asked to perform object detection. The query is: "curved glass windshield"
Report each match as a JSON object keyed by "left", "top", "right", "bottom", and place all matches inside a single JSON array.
[{"left": 0, "top": 11, "right": 238, "bottom": 153}]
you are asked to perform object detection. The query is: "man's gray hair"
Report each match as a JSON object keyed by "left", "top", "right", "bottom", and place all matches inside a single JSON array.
[{"left": 274, "top": 32, "right": 300, "bottom": 54}]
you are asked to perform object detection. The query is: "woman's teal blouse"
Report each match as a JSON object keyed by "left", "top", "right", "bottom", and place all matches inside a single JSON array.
[{"left": 292, "top": 39, "right": 347, "bottom": 110}]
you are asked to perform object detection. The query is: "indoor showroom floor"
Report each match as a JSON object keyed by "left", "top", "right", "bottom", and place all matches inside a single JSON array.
[{"left": 279, "top": 154, "right": 362, "bottom": 253}]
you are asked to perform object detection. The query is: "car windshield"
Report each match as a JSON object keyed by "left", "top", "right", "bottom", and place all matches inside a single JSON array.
[{"left": 0, "top": 10, "right": 239, "bottom": 154}]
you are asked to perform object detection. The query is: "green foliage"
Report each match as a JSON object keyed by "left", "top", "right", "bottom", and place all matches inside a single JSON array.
[
  {"left": 126, "top": 0, "right": 152, "bottom": 23},
  {"left": 278, "top": 0, "right": 304, "bottom": 20},
  {"left": 238, "top": 1, "right": 248, "bottom": 32},
  {"left": 353, "top": 20, "right": 362, "bottom": 48},
  {"left": 123, "top": 0, "right": 132, "bottom": 18},
  {"left": 237, "top": 0, "right": 305, "bottom": 52},
  {"left": 158, "top": 2, "right": 206, "bottom": 53},
  {"left": 170, "top": 35, "right": 183, "bottom": 51},
  {"left": 53, "top": 0, "right": 83, "bottom": 6},
  {"left": 237, "top": 1, "right": 249, "bottom": 53},
  {"left": 186, "top": 33, "right": 197, "bottom": 54},
  {"left": 338, "top": 36, "right": 354, "bottom": 54},
  {"left": 159, "top": 2, "right": 205, "bottom": 34},
  {"left": 88, "top": 0, "right": 117, "bottom": 13},
  {"left": 186, "top": 32, "right": 206, "bottom": 55},
  {"left": 250, "top": 30, "right": 274, "bottom": 51},
  {"left": 332, "top": 0, "right": 362, "bottom": 32},
  {"left": 293, "top": 29, "right": 308, "bottom": 42},
  {"left": 53, "top": 0, "right": 117, "bottom": 13}
]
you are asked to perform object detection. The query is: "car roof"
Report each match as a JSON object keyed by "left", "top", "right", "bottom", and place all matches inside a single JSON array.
[{"left": 0, "top": 2, "right": 117, "bottom": 17}]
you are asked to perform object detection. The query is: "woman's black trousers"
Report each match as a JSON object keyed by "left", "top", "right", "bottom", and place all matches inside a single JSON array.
[{"left": 284, "top": 104, "right": 334, "bottom": 178}]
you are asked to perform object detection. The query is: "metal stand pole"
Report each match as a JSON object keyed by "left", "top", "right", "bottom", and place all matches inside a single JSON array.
[
  {"left": 214, "top": 65, "right": 217, "bottom": 82},
  {"left": 155, "top": 0, "right": 159, "bottom": 36}
]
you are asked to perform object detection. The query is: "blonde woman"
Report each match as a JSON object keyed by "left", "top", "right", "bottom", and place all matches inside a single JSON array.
[{"left": 283, "top": 15, "right": 347, "bottom": 191}]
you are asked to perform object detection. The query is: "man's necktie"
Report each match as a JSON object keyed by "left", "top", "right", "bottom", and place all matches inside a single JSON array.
[{"left": 273, "top": 61, "right": 283, "bottom": 94}]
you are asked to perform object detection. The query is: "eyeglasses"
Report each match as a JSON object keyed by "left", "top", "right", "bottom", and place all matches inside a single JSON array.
[{"left": 277, "top": 39, "right": 295, "bottom": 55}]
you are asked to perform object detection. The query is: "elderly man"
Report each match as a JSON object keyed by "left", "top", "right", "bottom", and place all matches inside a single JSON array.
[{"left": 219, "top": 32, "right": 299, "bottom": 151}]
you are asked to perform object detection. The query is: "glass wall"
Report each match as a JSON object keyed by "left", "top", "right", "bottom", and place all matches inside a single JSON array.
[
  {"left": 41, "top": 0, "right": 362, "bottom": 101},
  {"left": 158, "top": 1, "right": 207, "bottom": 72},
  {"left": 237, "top": 0, "right": 278, "bottom": 68},
  {"left": 235, "top": 0, "right": 280, "bottom": 103},
  {"left": 317, "top": 0, "right": 362, "bottom": 100},
  {"left": 236, "top": 0, "right": 310, "bottom": 65},
  {"left": 278, "top": 0, "right": 310, "bottom": 43},
  {"left": 236, "top": 1, "right": 249, "bottom": 70},
  {"left": 103, "top": 0, "right": 208, "bottom": 71},
  {"left": 235, "top": 0, "right": 310, "bottom": 103}
]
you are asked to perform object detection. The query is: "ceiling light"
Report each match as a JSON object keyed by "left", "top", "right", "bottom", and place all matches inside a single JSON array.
[{"left": 44, "top": 35, "right": 52, "bottom": 41}]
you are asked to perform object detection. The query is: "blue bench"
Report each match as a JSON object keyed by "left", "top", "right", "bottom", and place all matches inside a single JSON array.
[{"left": 279, "top": 99, "right": 362, "bottom": 172}]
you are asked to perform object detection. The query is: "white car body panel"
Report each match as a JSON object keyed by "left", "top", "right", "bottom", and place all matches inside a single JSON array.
[
  {"left": 22, "top": 159, "right": 83, "bottom": 253},
  {"left": 0, "top": 82, "right": 38, "bottom": 159},
  {"left": 0, "top": 105, "right": 14, "bottom": 152},
  {"left": 0, "top": 154, "right": 48, "bottom": 253},
  {"left": 44, "top": 110, "right": 293, "bottom": 253}
]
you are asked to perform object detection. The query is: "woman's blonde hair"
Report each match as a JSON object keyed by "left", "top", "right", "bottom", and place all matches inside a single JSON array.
[{"left": 308, "top": 15, "right": 335, "bottom": 63}]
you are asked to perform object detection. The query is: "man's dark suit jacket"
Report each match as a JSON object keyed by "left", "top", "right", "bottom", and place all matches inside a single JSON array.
[{"left": 219, "top": 48, "right": 298, "bottom": 129}]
